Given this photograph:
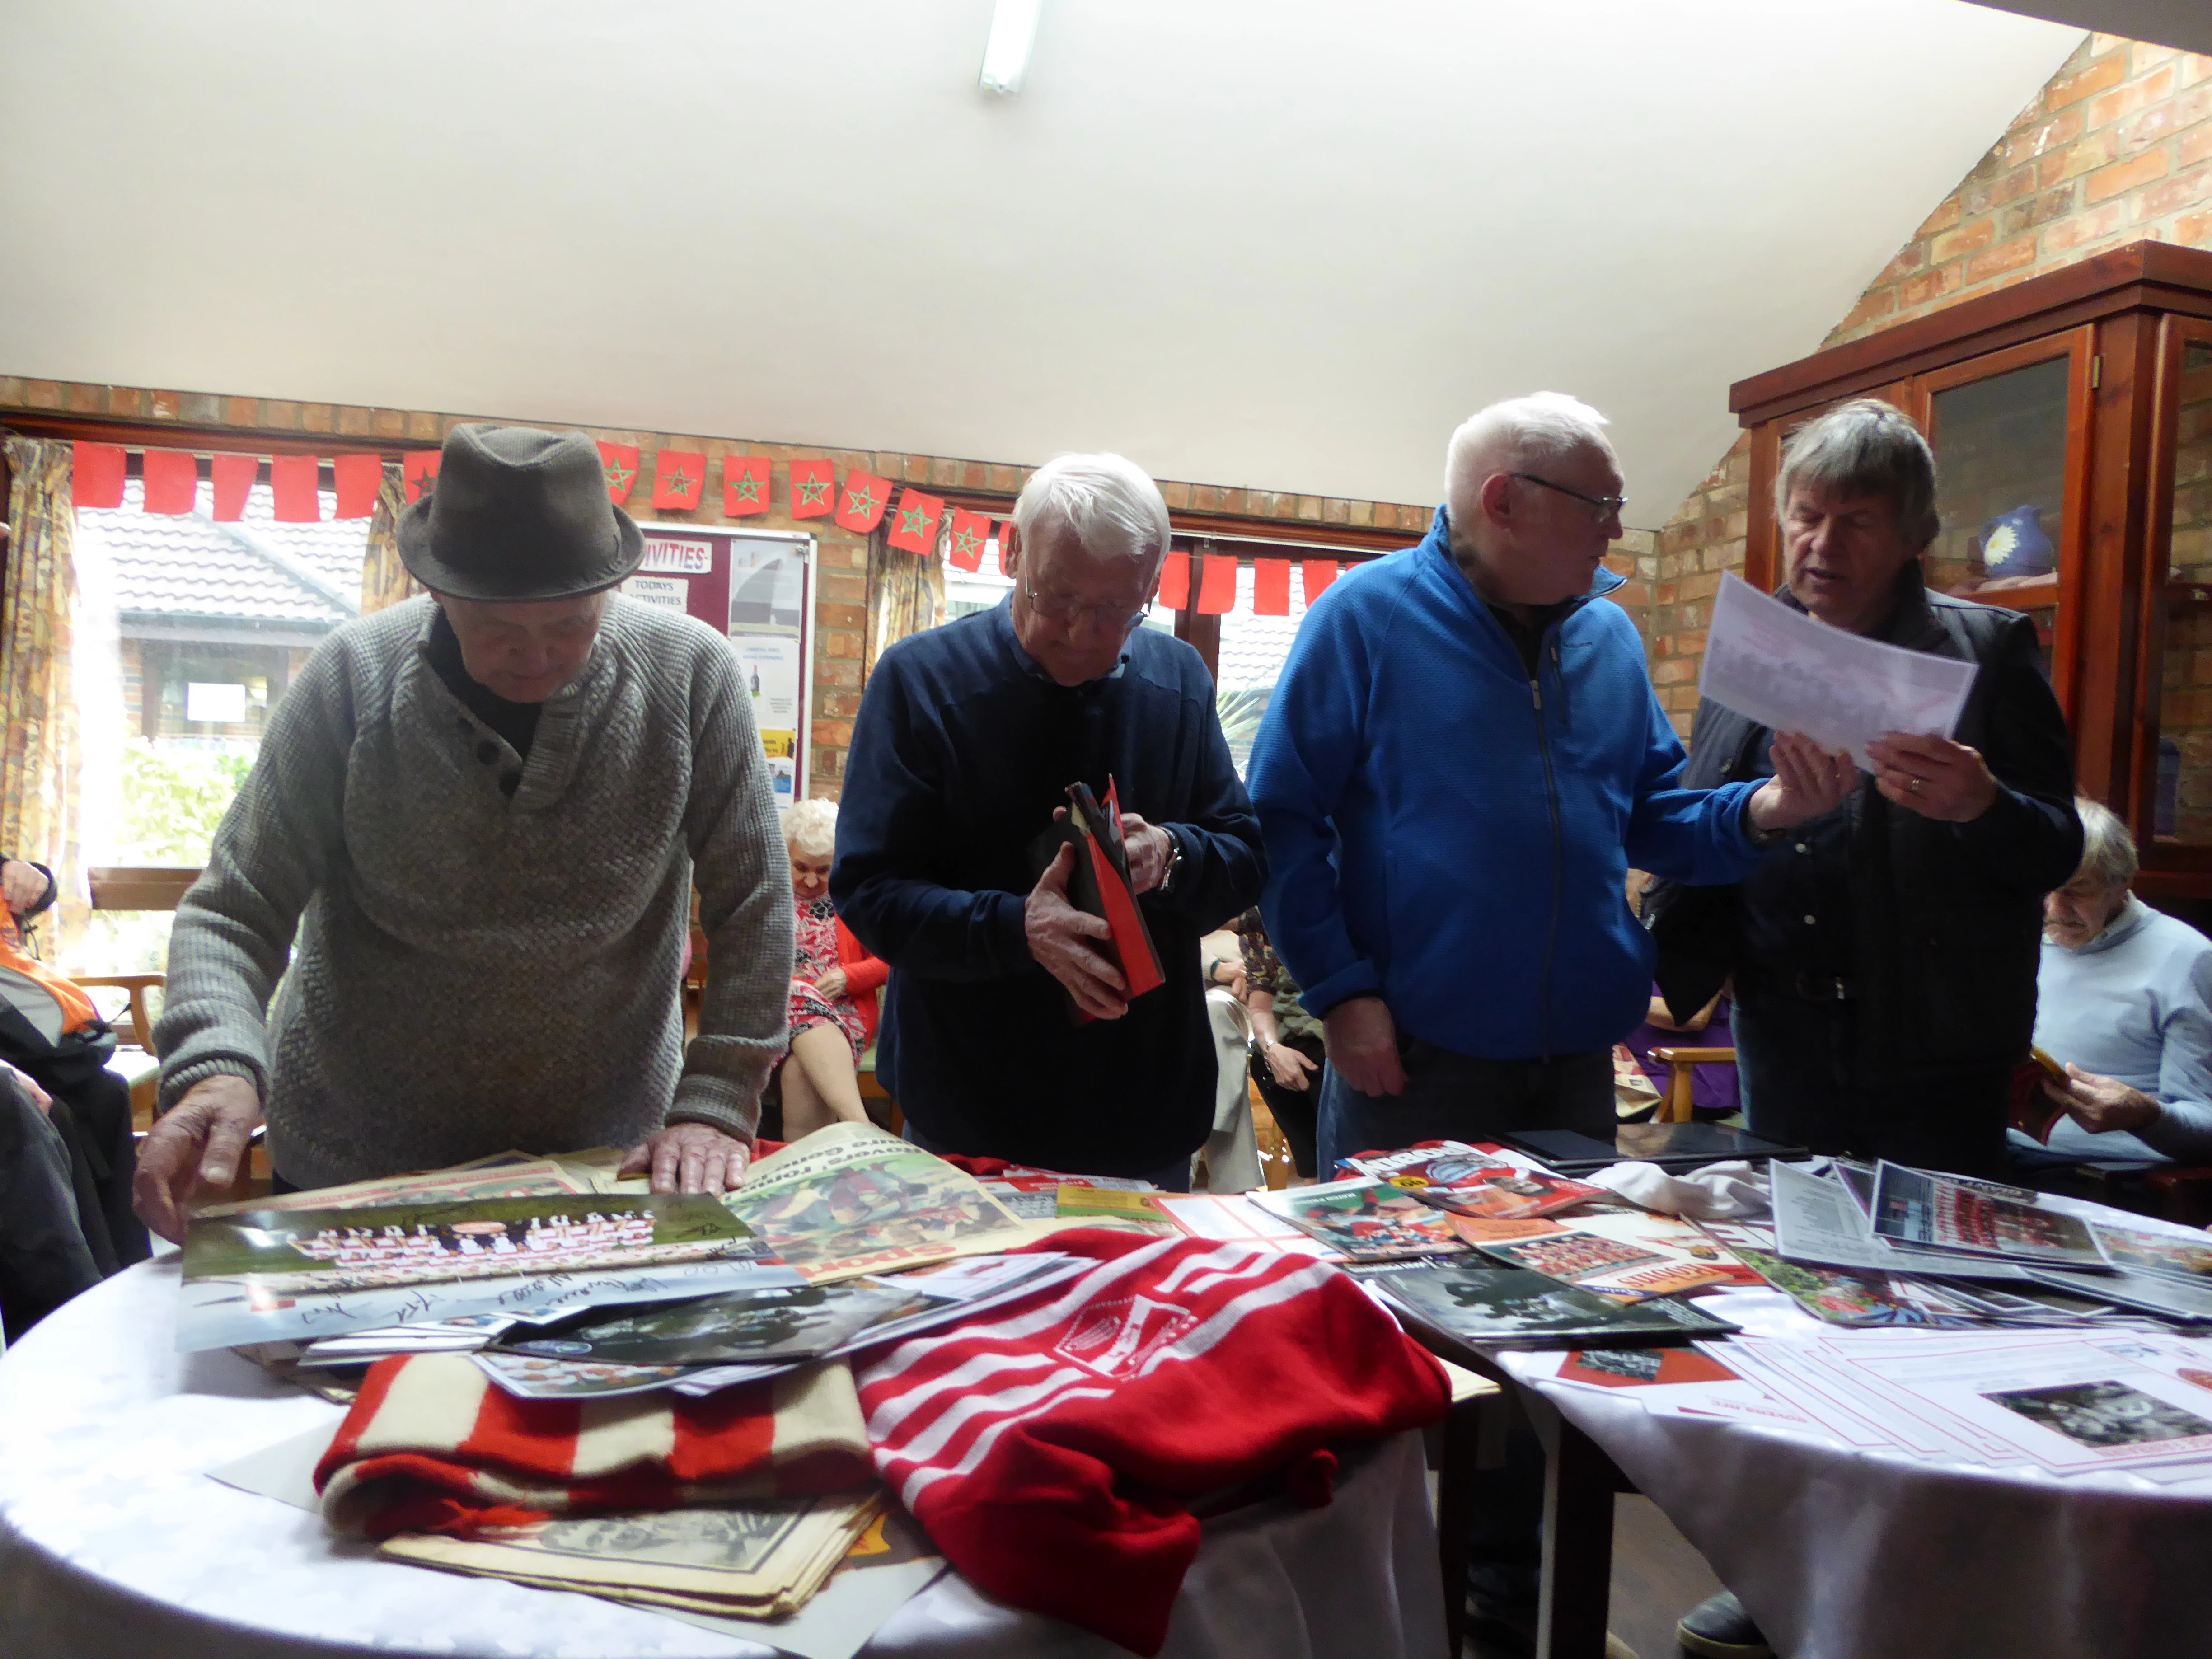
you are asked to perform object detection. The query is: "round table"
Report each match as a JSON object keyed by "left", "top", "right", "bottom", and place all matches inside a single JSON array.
[
  {"left": 1503, "top": 1284, "right": 2212, "bottom": 1659},
  {"left": 0, "top": 1258, "right": 1444, "bottom": 1659}
]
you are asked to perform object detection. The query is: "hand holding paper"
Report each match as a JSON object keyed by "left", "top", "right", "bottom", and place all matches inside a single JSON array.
[
  {"left": 1864, "top": 732, "right": 1999, "bottom": 823},
  {"left": 1746, "top": 730, "right": 1857, "bottom": 832}
]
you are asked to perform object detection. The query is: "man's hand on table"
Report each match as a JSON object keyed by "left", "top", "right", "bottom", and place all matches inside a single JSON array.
[
  {"left": 1324, "top": 996, "right": 1406, "bottom": 1097},
  {"left": 622, "top": 1121, "right": 752, "bottom": 1194},
  {"left": 1026, "top": 841, "right": 1128, "bottom": 1020},
  {"left": 132, "top": 1073, "right": 263, "bottom": 1244}
]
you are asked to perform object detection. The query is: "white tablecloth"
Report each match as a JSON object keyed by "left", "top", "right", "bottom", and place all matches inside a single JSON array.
[
  {"left": 0, "top": 1259, "right": 1443, "bottom": 1659},
  {"left": 1506, "top": 1285, "right": 2212, "bottom": 1659}
]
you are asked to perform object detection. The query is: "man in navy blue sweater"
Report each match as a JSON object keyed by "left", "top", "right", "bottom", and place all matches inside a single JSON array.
[
  {"left": 1251, "top": 394, "right": 1851, "bottom": 1175},
  {"left": 831, "top": 454, "right": 1263, "bottom": 1183}
]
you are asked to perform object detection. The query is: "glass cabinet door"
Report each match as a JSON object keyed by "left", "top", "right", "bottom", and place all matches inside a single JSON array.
[
  {"left": 2150, "top": 330, "right": 2212, "bottom": 846},
  {"left": 1925, "top": 351, "right": 2075, "bottom": 602}
]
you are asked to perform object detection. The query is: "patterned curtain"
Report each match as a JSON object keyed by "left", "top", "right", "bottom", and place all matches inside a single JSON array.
[
  {"left": 359, "top": 466, "right": 419, "bottom": 614},
  {"left": 863, "top": 524, "right": 947, "bottom": 679},
  {"left": 0, "top": 436, "right": 82, "bottom": 911}
]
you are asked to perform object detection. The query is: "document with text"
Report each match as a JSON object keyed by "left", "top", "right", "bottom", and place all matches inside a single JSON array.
[{"left": 1700, "top": 573, "right": 1978, "bottom": 768}]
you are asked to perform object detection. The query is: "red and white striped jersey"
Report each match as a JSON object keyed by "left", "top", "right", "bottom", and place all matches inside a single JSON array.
[{"left": 856, "top": 1228, "right": 1449, "bottom": 1656}]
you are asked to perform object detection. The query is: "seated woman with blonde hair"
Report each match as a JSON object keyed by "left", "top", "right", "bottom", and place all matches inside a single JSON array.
[{"left": 778, "top": 798, "right": 889, "bottom": 1138}]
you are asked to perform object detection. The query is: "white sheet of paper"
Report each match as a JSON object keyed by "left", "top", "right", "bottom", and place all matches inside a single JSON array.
[
  {"left": 1700, "top": 573, "right": 1978, "bottom": 768},
  {"left": 205, "top": 1421, "right": 342, "bottom": 1513}
]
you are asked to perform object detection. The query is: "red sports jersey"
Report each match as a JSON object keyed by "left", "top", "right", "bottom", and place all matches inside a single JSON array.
[{"left": 856, "top": 1229, "right": 1449, "bottom": 1654}]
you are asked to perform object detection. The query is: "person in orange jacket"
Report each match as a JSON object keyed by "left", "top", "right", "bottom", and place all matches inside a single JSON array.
[{"left": 778, "top": 798, "right": 887, "bottom": 1137}]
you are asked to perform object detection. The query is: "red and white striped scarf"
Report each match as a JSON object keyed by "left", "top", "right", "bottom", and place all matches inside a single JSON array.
[
  {"left": 316, "top": 1354, "right": 872, "bottom": 1538},
  {"left": 856, "top": 1229, "right": 1449, "bottom": 1656}
]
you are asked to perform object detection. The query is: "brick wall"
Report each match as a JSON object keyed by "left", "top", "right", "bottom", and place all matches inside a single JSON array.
[
  {"left": 0, "top": 378, "right": 1432, "bottom": 792},
  {"left": 1643, "top": 34, "right": 2212, "bottom": 738}
]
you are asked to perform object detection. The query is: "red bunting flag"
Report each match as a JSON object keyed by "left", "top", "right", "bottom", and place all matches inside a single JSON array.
[
  {"left": 72, "top": 442, "right": 127, "bottom": 508},
  {"left": 651, "top": 450, "right": 706, "bottom": 511},
  {"left": 597, "top": 441, "right": 640, "bottom": 505},
  {"left": 886, "top": 488, "right": 946, "bottom": 555},
  {"left": 834, "top": 470, "right": 893, "bottom": 534},
  {"left": 270, "top": 455, "right": 321, "bottom": 522},
  {"left": 1253, "top": 558, "right": 1292, "bottom": 617},
  {"left": 333, "top": 454, "right": 384, "bottom": 520},
  {"left": 1155, "top": 550, "right": 1191, "bottom": 611},
  {"left": 141, "top": 449, "right": 198, "bottom": 515},
  {"left": 789, "top": 459, "right": 836, "bottom": 520},
  {"left": 723, "top": 455, "right": 772, "bottom": 517},
  {"left": 211, "top": 453, "right": 258, "bottom": 521},
  {"left": 1303, "top": 560, "right": 1341, "bottom": 604},
  {"left": 403, "top": 451, "right": 441, "bottom": 504},
  {"left": 1195, "top": 552, "right": 1237, "bottom": 615},
  {"left": 946, "top": 508, "right": 992, "bottom": 572}
]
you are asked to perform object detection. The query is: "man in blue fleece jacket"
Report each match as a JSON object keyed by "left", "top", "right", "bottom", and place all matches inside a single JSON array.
[{"left": 1250, "top": 393, "right": 1849, "bottom": 1172}]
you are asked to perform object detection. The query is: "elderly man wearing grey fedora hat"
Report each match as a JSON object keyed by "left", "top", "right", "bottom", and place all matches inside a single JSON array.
[{"left": 133, "top": 425, "right": 793, "bottom": 1240}]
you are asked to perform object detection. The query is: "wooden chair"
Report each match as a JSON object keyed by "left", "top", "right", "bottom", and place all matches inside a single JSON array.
[{"left": 1645, "top": 1045, "right": 1736, "bottom": 1124}]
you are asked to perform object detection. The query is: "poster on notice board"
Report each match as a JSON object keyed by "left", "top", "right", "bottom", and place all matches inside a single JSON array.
[{"left": 623, "top": 524, "right": 815, "bottom": 807}]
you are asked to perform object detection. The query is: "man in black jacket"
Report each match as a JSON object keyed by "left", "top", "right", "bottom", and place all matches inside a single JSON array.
[
  {"left": 832, "top": 453, "right": 1264, "bottom": 1183},
  {"left": 1663, "top": 399, "right": 2082, "bottom": 1659},
  {"left": 1661, "top": 401, "right": 2081, "bottom": 1181}
]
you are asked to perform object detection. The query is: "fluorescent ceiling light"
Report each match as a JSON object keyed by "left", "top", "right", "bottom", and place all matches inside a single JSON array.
[{"left": 979, "top": 0, "right": 1041, "bottom": 96}]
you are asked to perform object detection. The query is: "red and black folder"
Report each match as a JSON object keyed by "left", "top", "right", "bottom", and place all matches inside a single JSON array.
[{"left": 1028, "top": 778, "right": 1167, "bottom": 1019}]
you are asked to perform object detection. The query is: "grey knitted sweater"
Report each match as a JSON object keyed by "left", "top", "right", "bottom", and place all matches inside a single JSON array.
[{"left": 155, "top": 595, "right": 793, "bottom": 1189}]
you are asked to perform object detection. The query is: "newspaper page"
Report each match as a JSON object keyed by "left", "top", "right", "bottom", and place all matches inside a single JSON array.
[
  {"left": 726, "top": 1124, "right": 1030, "bottom": 1283},
  {"left": 1700, "top": 572, "right": 1977, "bottom": 766}
]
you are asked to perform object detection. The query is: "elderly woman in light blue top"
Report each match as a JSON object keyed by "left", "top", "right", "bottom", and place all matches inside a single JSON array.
[{"left": 2026, "top": 797, "right": 2212, "bottom": 1165}]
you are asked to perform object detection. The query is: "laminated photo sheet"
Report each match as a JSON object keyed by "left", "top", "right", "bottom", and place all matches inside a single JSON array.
[
  {"left": 176, "top": 1252, "right": 806, "bottom": 1353},
  {"left": 1771, "top": 1162, "right": 2030, "bottom": 1283},
  {"left": 1791, "top": 1328, "right": 2199, "bottom": 1468},
  {"left": 1870, "top": 1161, "right": 2111, "bottom": 1271},
  {"left": 1154, "top": 1193, "right": 1340, "bottom": 1259},
  {"left": 1700, "top": 572, "right": 1976, "bottom": 766},
  {"left": 1715, "top": 1336, "right": 1984, "bottom": 1458},
  {"left": 2028, "top": 1264, "right": 2212, "bottom": 1322},
  {"left": 2087, "top": 1221, "right": 2212, "bottom": 1287},
  {"left": 1518, "top": 1345, "right": 1812, "bottom": 1427},
  {"left": 1827, "top": 1334, "right": 2212, "bottom": 1474}
]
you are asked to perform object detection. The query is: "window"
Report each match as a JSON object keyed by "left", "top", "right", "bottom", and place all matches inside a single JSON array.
[
  {"left": 1213, "top": 559, "right": 1310, "bottom": 778},
  {"left": 66, "top": 464, "right": 369, "bottom": 972}
]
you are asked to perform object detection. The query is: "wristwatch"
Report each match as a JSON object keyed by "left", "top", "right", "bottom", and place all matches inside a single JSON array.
[{"left": 1157, "top": 826, "right": 1184, "bottom": 895}]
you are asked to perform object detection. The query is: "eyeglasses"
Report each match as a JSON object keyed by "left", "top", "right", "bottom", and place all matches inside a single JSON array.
[
  {"left": 1022, "top": 573, "right": 1153, "bottom": 635},
  {"left": 1511, "top": 472, "right": 1626, "bottom": 524}
]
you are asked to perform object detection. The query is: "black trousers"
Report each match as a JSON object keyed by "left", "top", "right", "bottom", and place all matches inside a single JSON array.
[
  {"left": 1734, "top": 987, "right": 2010, "bottom": 1178},
  {"left": 0, "top": 1076, "right": 103, "bottom": 1343}
]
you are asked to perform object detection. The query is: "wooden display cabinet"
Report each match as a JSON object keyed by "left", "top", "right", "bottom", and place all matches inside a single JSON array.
[{"left": 1728, "top": 241, "right": 2212, "bottom": 902}]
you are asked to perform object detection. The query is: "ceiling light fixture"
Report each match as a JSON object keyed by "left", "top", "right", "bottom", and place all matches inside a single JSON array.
[{"left": 978, "top": 0, "right": 1041, "bottom": 96}]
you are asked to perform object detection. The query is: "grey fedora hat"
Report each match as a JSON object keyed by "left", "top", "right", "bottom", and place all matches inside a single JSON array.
[{"left": 397, "top": 425, "right": 643, "bottom": 601}]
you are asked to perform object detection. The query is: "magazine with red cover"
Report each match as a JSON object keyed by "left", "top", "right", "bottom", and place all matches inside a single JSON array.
[{"left": 1344, "top": 1139, "right": 1606, "bottom": 1220}]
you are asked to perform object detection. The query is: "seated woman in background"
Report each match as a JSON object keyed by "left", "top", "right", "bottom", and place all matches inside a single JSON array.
[
  {"left": 2027, "top": 797, "right": 2212, "bottom": 1167},
  {"left": 778, "top": 799, "right": 888, "bottom": 1139}
]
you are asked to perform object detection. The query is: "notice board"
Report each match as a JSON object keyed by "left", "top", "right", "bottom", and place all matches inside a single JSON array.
[{"left": 625, "top": 522, "right": 816, "bottom": 806}]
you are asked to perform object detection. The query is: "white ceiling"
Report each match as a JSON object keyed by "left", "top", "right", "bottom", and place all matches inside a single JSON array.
[
  {"left": 1974, "top": 0, "right": 2211, "bottom": 55},
  {"left": 0, "top": 1, "right": 2084, "bottom": 524}
]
